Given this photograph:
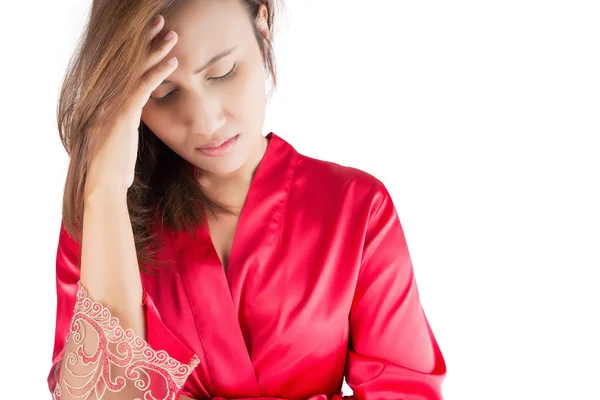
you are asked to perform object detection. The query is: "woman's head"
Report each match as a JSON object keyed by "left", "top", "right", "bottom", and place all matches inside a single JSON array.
[
  {"left": 57, "top": 0, "right": 284, "bottom": 269},
  {"left": 141, "top": 0, "right": 273, "bottom": 176}
]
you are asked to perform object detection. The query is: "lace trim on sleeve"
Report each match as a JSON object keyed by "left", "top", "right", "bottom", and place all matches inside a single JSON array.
[{"left": 52, "top": 281, "right": 200, "bottom": 400}]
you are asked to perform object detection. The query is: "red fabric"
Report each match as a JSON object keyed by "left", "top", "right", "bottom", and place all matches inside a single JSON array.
[
  {"left": 48, "top": 132, "right": 446, "bottom": 399},
  {"left": 48, "top": 224, "right": 199, "bottom": 399}
]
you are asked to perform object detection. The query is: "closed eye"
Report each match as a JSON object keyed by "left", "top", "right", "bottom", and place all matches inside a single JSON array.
[
  {"left": 209, "top": 61, "right": 237, "bottom": 83},
  {"left": 151, "top": 62, "right": 238, "bottom": 105}
]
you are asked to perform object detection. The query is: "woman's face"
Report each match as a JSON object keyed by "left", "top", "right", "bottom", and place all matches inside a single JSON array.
[{"left": 141, "top": 0, "right": 269, "bottom": 176}]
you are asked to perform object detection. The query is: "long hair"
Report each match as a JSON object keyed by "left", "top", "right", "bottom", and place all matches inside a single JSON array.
[{"left": 57, "top": 0, "right": 284, "bottom": 272}]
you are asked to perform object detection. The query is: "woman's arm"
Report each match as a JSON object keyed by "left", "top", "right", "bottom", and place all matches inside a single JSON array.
[
  {"left": 78, "top": 189, "right": 146, "bottom": 335},
  {"left": 54, "top": 189, "right": 146, "bottom": 399},
  {"left": 343, "top": 183, "right": 447, "bottom": 399},
  {"left": 50, "top": 190, "right": 199, "bottom": 399}
]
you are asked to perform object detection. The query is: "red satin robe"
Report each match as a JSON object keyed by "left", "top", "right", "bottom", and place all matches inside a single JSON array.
[{"left": 48, "top": 132, "right": 446, "bottom": 399}]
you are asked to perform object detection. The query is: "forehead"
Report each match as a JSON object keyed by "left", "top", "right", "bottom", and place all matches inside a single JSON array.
[{"left": 162, "top": 0, "right": 250, "bottom": 59}]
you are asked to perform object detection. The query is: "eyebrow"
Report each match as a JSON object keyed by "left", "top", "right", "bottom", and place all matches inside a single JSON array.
[{"left": 160, "top": 45, "right": 237, "bottom": 85}]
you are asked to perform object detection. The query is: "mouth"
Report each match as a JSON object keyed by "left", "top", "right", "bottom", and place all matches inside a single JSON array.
[{"left": 196, "top": 134, "right": 240, "bottom": 157}]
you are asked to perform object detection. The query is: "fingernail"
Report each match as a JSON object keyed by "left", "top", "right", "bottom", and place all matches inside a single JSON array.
[
  {"left": 167, "top": 57, "right": 177, "bottom": 65},
  {"left": 164, "top": 30, "right": 175, "bottom": 41},
  {"left": 154, "top": 15, "right": 162, "bottom": 26}
]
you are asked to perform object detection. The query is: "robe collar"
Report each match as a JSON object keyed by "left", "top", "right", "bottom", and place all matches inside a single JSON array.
[{"left": 170, "top": 131, "right": 299, "bottom": 397}]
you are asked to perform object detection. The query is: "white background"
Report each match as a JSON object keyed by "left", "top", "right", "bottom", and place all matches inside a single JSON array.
[{"left": 1, "top": 0, "right": 599, "bottom": 398}]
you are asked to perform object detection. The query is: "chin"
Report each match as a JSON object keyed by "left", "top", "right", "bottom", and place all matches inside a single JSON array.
[
  {"left": 193, "top": 149, "right": 249, "bottom": 176},
  {"left": 203, "top": 160, "right": 246, "bottom": 176}
]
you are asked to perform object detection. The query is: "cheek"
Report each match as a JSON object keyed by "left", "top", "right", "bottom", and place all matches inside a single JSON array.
[
  {"left": 140, "top": 108, "right": 186, "bottom": 149},
  {"left": 228, "top": 63, "right": 266, "bottom": 119}
]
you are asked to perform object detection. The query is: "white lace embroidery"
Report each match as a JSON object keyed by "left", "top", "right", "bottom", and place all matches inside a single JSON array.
[{"left": 52, "top": 281, "right": 200, "bottom": 400}]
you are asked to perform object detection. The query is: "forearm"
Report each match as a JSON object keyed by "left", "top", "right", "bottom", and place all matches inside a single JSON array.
[
  {"left": 80, "top": 188, "right": 145, "bottom": 337},
  {"left": 55, "top": 188, "right": 146, "bottom": 399}
]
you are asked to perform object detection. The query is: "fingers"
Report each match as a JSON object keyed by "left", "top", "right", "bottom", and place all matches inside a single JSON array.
[
  {"left": 143, "top": 28, "right": 178, "bottom": 74},
  {"left": 144, "top": 14, "right": 178, "bottom": 70},
  {"left": 132, "top": 15, "right": 179, "bottom": 109},
  {"left": 147, "top": 14, "right": 165, "bottom": 42},
  {"left": 135, "top": 54, "right": 178, "bottom": 109}
]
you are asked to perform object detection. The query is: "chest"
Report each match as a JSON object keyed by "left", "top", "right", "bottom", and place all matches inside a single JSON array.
[
  {"left": 146, "top": 189, "right": 360, "bottom": 399},
  {"left": 206, "top": 214, "right": 239, "bottom": 273}
]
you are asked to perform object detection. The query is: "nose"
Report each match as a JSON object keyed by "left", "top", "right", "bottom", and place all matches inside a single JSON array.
[{"left": 184, "top": 92, "right": 226, "bottom": 136}]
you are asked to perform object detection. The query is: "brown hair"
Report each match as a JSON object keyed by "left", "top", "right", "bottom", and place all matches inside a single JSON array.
[{"left": 57, "top": 0, "right": 284, "bottom": 272}]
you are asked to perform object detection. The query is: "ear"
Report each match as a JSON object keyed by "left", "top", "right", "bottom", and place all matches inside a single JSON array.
[{"left": 255, "top": 4, "right": 270, "bottom": 40}]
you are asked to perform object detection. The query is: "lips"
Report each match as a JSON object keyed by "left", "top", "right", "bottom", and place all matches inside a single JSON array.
[
  {"left": 199, "top": 135, "right": 238, "bottom": 149},
  {"left": 196, "top": 134, "right": 239, "bottom": 157}
]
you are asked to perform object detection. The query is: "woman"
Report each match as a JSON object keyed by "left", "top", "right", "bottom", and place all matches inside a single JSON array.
[{"left": 48, "top": 0, "right": 447, "bottom": 399}]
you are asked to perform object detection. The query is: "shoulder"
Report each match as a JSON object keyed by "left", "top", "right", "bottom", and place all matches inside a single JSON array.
[{"left": 293, "top": 152, "right": 391, "bottom": 214}]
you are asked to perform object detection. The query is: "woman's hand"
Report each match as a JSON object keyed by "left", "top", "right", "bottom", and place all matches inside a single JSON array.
[{"left": 85, "top": 14, "right": 179, "bottom": 197}]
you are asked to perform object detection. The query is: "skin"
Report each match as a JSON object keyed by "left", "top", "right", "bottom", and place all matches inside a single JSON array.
[{"left": 141, "top": 0, "right": 271, "bottom": 211}]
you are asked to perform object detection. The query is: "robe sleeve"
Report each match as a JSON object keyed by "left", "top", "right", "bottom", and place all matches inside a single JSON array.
[
  {"left": 47, "top": 219, "right": 200, "bottom": 399},
  {"left": 344, "top": 183, "right": 447, "bottom": 400}
]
